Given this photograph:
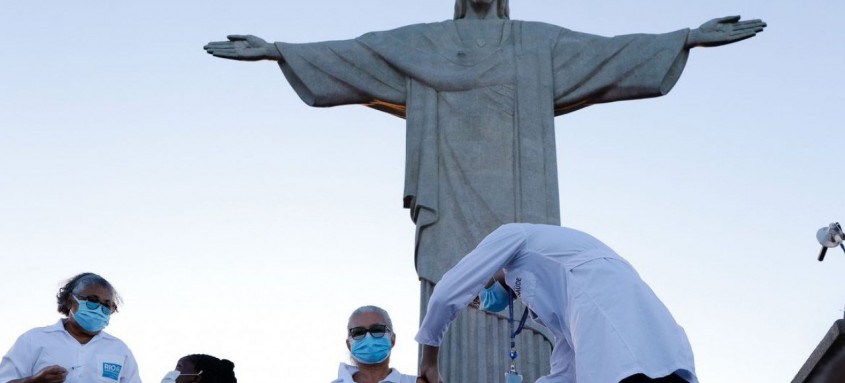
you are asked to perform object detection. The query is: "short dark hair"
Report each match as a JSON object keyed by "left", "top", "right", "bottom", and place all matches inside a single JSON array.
[
  {"left": 56, "top": 272, "right": 121, "bottom": 315},
  {"left": 181, "top": 354, "right": 237, "bottom": 383},
  {"left": 454, "top": 0, "right": 510, "bottom": 20}
]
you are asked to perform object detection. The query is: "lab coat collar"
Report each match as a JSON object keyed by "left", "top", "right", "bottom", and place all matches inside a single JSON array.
[
  {"left": 46, "top": 319, "right": 115, "bottom": 342},
  {"left": 336, "top": 362, "right": 406, "bottom": 383}
]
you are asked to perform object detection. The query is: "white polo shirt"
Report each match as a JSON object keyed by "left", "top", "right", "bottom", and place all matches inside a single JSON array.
[
  {"left": 416, "top": 223, "right": 697, "bottom": 383},
  {"left": 331, "top": 362, "right": 417, "bottom": 383},
  {"left": 0, "top": 320, "right": 141, "bottom": 383}
]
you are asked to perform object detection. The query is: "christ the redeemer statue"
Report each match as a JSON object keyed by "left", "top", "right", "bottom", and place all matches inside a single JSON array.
[{"left": 205, "top": 0, "right": 765, "bottom": 381}]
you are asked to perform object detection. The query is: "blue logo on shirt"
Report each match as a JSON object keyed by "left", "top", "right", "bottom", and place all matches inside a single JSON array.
[{"left": 102, "top": 363, "right": 122, "bottom": 380}]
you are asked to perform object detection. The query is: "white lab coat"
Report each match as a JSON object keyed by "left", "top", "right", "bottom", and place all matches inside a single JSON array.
[
  {"left": 330, "top": 362, "right": 418, "bottom": 383},
  {"left": 0, "top": 320, "right": 141, "bottom": 383},
  {"left": 415, "top": 223, "right": 697, "bottom": 383}
]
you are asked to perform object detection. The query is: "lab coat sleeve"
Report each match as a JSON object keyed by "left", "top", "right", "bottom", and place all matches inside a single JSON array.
[
  {"left": 0, "top": 332, "right": 33, "bottom": 381},
  {"left": 415, "top": 224, "right": 528, "bottom": 346},
  {"left": 119, "top": 346, "right": 141, "bottom": 383}
]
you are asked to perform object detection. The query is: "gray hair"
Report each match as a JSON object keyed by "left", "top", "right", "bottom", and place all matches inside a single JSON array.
[
  {"left": 56, "top": 272, "right": 121, "bottom": 315},
  {"left": 347, "top": 305, "right": 393, "bottom": 330}
]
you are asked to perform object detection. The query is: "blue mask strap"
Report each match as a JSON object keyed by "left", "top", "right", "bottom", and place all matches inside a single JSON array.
[{"left": 507, "top": 288, "right": 530, "bottom": 371}]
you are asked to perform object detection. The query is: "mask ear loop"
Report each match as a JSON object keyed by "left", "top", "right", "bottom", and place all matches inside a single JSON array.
[{"left": 507, "top": 288, "right": 529, "bottom": 375}]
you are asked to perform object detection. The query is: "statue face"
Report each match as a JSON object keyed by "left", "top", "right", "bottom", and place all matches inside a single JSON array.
[{"left": 454, "top": 0, "right": 508, "bottom": 19}]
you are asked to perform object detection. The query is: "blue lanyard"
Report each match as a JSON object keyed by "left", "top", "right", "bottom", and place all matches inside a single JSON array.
[{"left": 507, "top": 289, "right": 530, "bottom": 369}]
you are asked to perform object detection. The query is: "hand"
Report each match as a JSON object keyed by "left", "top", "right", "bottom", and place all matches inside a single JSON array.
[
  {"left": 419, "top": 345, "right": 444, "bottom": 383},
  {"left": 203, "top": 35, "right": 283, "bottom": 61},
  {"left": 419, "top": 364, "right": 444, "bottom": 383},
  {"left": 687, "top": 16, "right": 767, "bottom": 48},
  {"left": 29, "top": 365, "right": 68, "bottom": 383}
]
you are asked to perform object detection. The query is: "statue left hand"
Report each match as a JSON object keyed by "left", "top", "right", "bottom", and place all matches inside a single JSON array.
[{"left": 687, "top": 16, "right": 767, "bottom": 48}]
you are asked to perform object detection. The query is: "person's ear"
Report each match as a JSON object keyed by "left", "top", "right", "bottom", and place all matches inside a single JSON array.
[
  {"left": 67, "top": 296, "right": 77, "bottom": 313},
  {"left": 485, "top": 270, "right": 505, "bottom": 288},
  {"left": 494, "top": 270, "right": 506, "bottom": 283},
  {"left": 390, "top": 333, "right": 396, "bottom": 347},
  {"left": 346, "top": 338, "right": 351, "bottom": 351}
]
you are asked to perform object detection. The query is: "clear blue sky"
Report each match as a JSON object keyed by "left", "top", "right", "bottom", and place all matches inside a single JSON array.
[{"left": 1, "top": 1, "right": 843, "bottom": 382}]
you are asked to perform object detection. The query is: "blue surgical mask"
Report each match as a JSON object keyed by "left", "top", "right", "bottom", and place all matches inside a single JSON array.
[
  {"left": 350, "top": 333, "right": 392, "bottom": 364},
  {"left": 480, "top": 281, "right": 510, "bottom": 312},
  {"left": 71, "top": 296, "right": 110, "bottom": 333},
  {"left": 161, "top": 370, "right": 203, "bottom": 383}
]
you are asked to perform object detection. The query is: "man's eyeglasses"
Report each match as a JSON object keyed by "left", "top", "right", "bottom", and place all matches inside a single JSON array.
[
  {"left": 74, "top": 295, "right": 116, "bottom": 315},
  {"left": 348, "top": 324, "right": 391, "bottom": 340}
]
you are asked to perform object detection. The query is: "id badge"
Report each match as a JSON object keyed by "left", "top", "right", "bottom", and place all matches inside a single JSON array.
[{"left": 505, "top": 371, "right": 523, "bottom": 383}]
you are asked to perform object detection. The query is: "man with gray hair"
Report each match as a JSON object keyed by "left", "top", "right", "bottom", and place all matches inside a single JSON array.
[{"left": 332, "top": 305, "right": 419, "bottom": 383}]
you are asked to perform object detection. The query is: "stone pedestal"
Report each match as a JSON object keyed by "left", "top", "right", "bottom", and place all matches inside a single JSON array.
[{"left": 793, "top": 319, "right": 845, "bottom": 383}]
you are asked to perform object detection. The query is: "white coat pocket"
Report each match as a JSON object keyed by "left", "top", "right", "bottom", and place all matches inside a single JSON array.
[{"left": 97, "top": 354, "right": 126, "bottom": 382}]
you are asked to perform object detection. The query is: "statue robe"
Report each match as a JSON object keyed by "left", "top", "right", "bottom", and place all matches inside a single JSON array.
[{"left": 276, "top": 19, "right": 689, "bottom": 284}]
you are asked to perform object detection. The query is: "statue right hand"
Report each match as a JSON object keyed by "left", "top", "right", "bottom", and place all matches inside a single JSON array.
[{"left": 203, "top": 35, "right": 282, "bottom": 61}]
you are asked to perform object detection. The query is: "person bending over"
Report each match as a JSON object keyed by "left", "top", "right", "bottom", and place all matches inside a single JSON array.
[{"left": 417, "top": 224, "right": 696, "bottom": 383}]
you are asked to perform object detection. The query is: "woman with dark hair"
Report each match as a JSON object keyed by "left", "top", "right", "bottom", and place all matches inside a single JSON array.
[
  {"left": 160, "top": 354, "right": 237, "bottom": 383},
  {"left": 0, "top": 272, "right": 141, "bottom": 383}
]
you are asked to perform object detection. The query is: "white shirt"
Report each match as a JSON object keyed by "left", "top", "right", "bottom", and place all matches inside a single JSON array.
[
  {"left": 0, "top": 320, "right": 141, "bottom": 383},
  {"left": 330, "top": 362, "right": 417, "bottom": 383},
  {"left": 416, "top": 223, "right": 697, "bottom": 383}
]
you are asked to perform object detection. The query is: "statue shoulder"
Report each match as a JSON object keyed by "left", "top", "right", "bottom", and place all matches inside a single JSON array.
[
  {"left": 515, "top": 20, "right": 572, "bottom": 39},
  {"left": 357, "top": 20, "right": 456, "bottom": 48},
  {"left": 360, "top": 20, "right": 452, "bottom": 39}
]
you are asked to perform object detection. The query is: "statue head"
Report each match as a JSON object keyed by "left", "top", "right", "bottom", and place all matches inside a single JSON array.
[{"left": 454, "top": 0, "right": 510, "bottom": 20}]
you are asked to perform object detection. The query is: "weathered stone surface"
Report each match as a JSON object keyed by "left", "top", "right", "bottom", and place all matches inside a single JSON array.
[{"left": 793, "top": 320, "right": 845, "bottom": 383}]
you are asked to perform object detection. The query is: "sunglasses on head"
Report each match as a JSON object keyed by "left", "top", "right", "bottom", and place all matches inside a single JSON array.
[{"left": 348, "top": 324, "right": 391, "bottom": 340}]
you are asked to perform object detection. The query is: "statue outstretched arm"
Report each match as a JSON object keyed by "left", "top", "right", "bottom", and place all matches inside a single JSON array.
[
  {"left": 203, "top": 35, "right": 284, "bottom": 62},
  {"left": 686, "top": 16, "right": 767, "bottom": 48}
]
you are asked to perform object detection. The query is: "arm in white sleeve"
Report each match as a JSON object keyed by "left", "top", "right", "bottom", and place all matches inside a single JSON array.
[
  {"left": 0, "top": 333, "right": 33, "bottom": 381},
  {"left": 119, "top": 348, "right": 141, "bottom": 383},
  {"left": 415, "top": 224, "right": 528, "bottom": 346}
]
